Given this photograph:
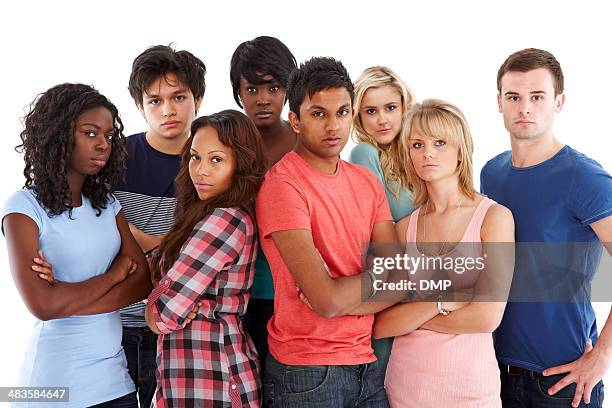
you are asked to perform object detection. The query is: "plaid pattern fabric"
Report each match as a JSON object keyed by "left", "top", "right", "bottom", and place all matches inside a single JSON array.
[{"left": 148, "top": 207, "right": 260, "bottom": 407}]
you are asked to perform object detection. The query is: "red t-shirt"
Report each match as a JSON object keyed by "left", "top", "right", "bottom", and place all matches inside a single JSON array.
[{"left": 256, "top": 151, "right": 392, "bottom": 365}]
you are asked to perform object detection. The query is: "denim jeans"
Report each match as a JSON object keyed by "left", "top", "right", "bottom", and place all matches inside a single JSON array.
[
  {"left": 88, "top": 392, "right": 138, "bottom": 408},
  {"left": 263, "top": 354, "right": 389, "bottom": 408},
  {"left": 500, "top": 367, "right": 604, "bottom": 407},
  {"left": 122, "top": 326, "right": 157, "bottom": 408}
]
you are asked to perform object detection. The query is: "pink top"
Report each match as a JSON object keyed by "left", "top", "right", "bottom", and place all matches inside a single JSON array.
[{"left": 385, "top": 197, "right": 501, "bottom": 408}]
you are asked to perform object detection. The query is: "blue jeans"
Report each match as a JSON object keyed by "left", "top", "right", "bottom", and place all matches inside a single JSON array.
[
  {"left": 89, "top": 392, "right": 138, "bottom": 408},
  {"left": 122, "top": 326, "right": 157, "bottom": 408},
  {"left": 500, "top": 368, "right": 604, "bottom": 407},
  {"left": 263, "top": 354, "right": 389, "bottom": 407}
]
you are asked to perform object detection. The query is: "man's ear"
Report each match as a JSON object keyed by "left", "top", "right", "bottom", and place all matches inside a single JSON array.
[
  {"left": 288, "top": 111, "right": 300, "bottom": 133},
  {"left": 194, "top": 96, "right": 203, "bottom": 114},
  {"left": 555, "top": 93, "right": 565, "bottom": 113},
  {"left": 497, "top": 94, "right": 503, "bottom": 114}
]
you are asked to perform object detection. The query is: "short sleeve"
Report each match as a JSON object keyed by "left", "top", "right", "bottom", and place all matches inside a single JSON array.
[
  {"left": 349, "top": 143, "right": 385, "bottom": 184},
  {"left": 373, "top": 175, "right": 393, "bottom": 224},
  {"left": 256, "top": 173, "right": 311, "bottom": 238},
  {"left": 108, "top": 193, "right": 122, "bottom": 216},
  {"left": 147, "top": 207, "right": 247, "bottom": 333},
  {"left": 480, "top": 165, "right": 489, "bottom": 195},
  {"left": 568, "top": 157, "right": 612, "bottom": 225},
  {"left": 1, "top": 190, "right": 45, "bottom": 236}
]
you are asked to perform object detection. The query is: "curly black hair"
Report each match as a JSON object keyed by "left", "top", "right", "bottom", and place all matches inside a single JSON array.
[
  {"left": 230, "top": 36, "right": 297, "bottom": 108},
  {"left": 17, "top": 83, "right": 127, "bottom": 217}
]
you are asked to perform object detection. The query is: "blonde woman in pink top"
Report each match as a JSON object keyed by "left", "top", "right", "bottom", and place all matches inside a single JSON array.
[{"left": 373, "top": 99, "right": 515, "bottom": 407}]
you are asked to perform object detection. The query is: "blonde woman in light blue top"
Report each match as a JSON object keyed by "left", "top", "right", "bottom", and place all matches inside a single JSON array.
[
  {"left": 349, "top": 66, "right": 416, "bottom": 375},
  {"left": 350, "top": 66, "right": 416, "bottom": 221}
]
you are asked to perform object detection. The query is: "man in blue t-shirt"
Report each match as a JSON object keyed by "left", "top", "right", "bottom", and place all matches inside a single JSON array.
[
  {"left": 115, "top": 45, "right": 206, "bottom": 407},
  {"left": 481, "top": 48, "right": 612, "bottom": 408}
]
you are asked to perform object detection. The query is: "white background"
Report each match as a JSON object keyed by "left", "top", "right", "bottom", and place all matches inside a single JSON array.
[{"left": 1, "top": 0, "right": 611, "bottom": 404}]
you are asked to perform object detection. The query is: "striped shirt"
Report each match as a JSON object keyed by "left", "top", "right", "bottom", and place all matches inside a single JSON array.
[{"left": 115, "top": 132, "right": 181, "bottom": 327}]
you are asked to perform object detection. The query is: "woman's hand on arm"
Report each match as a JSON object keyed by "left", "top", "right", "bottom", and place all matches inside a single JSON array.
[
  {"left": 32, "top": 249, "right": 55, "bottom": 284},
  {"left": 373, "top": 297, "right": 470, "bottom": 339},
  {"left": 3, "top": 214, "right": 131, "bottom": 320},
  {"left": 75, "top": 210, "right": 153, "bottom": 315},
  {"left": 371, "top": 215, "right": 436, "bottom": 338},
  {"left": 34, "top": 249, "right": 137, "bottom": 285},
  {"left": 145, "top": 301, "right": 161, "bottom": 334},
  {"left": 373, "top": 301, "right": 438, "bottom": 339},
  {"left": 420, "top": 204, "right": 515, "bottom": 334},
  {"left": 147, "top": 209, "right": 245, "bottom": 333},
  {"left": 146, "top": 300, "right": 200, "bottom": 334}
]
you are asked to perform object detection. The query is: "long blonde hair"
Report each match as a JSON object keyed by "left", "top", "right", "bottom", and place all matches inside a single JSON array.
[
  {"left": 399, "top": 99, "right": 478, "bottom": 208},
  {"left": 351, "top": 66, "right": 415, "bottom": 199}
]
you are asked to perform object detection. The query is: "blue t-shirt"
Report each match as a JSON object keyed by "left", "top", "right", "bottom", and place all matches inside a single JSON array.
[
  {"left": 1, "top": 189, "right": 134, "bottom": 407},
  {"left": 115, "top": 132, "right": 180, "bottom": 326},
  {"left": 481, "top": 146, "right": 612, "bottom": 372}
]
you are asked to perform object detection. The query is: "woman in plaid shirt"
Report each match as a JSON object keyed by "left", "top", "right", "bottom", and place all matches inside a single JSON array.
[{"left": 145, "top": 110, "right": 266, "bottom": 407}]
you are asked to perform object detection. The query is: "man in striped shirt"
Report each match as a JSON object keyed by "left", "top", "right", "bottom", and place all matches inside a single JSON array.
[{"left": 115, "top": 44, "right": 206, "bottom": 407}]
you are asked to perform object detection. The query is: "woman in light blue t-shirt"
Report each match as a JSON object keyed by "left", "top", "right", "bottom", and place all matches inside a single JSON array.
[
  {"left": 349, "top": 66, "right": 417, "bottom": 377},
  {"left": 2, "top": 84, "right": 152, "bottom": 408}
]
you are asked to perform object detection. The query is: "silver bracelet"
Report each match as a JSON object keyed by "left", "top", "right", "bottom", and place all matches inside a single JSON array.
[{"left": 437, "top": 294, "right": 451, "bottom": 316}]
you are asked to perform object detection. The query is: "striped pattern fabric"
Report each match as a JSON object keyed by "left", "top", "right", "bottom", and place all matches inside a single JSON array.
[
  {"left": 148, "top": 207, "right": 260, "bottom": 407},
  {"left": 114, "top": 191, "right": 177, "bottom": 235},
  {"left": 115, "top": 131, "right": 182, "bottom": 328},
  {"left": 116, "top": 191, "right": 177, "bottom": 326}
]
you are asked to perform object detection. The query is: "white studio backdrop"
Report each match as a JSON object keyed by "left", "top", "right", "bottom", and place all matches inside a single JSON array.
[{"left": 0, "top": 0, "right": 611, "bottom": 404}]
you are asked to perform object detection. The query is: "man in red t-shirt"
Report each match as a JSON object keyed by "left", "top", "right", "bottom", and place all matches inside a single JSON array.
[{"left": 256, "top": 57, "right": 397, "bottom": 407}]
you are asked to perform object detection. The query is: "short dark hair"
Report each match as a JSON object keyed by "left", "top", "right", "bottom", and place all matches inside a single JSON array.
[
  {"left": 286, "top": 57, "right": 354, "bottom": 118},
  {"left": 497, "top": 48, "right": 564, "bottom": 95},
  {"left": 230, "top": 36, "right": 297, "bottom": 108},
  {"left": 128, "top": 44, "right": 207, "bottom": 106}
]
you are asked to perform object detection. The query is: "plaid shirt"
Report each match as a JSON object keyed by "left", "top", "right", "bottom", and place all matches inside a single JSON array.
[{"left": 148, "top": 207, "right": 260, "bottom": 407}]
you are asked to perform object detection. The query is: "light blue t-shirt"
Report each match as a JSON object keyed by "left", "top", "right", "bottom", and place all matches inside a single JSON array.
[
  {"left": 481, "top": 146, "right": 612, "bottom": 372},
  {"left": 349, "top": 142, "right": 415, "bottom": 222},
  {"left": 1, "top": 189, "right": 135, "bottom": 407}
]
